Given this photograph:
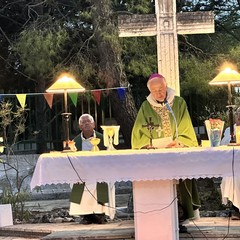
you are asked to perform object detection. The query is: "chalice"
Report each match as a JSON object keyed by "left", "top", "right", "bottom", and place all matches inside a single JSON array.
[
  {"left": 90, "top": 137, "right": 100, "bottom": 151},
  {"left": 101, "top": 125, "right": 120, "bottom": 151},
  {"left": 106, "top": 127, "right": 115, "bottom": 150}
]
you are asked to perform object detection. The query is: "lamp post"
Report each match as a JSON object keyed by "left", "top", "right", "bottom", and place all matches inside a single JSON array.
[
  {"left": 46, "top": 73, "right": 85, "bottom": 150},
  {"left": 209, "top": 67, "right": 240, "bottom": 144}
]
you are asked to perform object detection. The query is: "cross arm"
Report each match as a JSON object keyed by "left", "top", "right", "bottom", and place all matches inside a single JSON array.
[
  {"left": 118, "top": 14, "right": 156, "bottom": 37},
  {"left": 118, "top": 11, "right": 214, "bottom": 37},
  {"left": 177, "top": 11, "right": 214, "bottom": 34}
]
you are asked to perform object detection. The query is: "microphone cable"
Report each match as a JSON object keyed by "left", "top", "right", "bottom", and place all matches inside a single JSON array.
[
  {"left": 66, "top": 153, "right": 112, "bottom": 207},
  {"left": 65, "top": 153, "right": 180, "bottom": 216}
]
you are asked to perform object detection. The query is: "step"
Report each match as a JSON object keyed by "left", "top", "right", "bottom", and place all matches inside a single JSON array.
[{"left": 42, "top": 228, "right": 134, "bottom": 240}]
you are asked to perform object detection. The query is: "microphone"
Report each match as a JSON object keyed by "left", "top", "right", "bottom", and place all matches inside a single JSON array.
[{"left": 164, "top": 99, "right": 179, "bottom": 143}]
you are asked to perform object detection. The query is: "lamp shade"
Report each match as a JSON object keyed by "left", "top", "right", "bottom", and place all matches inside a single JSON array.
[
  {"left": 209, "top": 68, "right": 240, "bottom": 85},
  {"left": 46, "top": 75, "right": 85, "bottom": 93}
]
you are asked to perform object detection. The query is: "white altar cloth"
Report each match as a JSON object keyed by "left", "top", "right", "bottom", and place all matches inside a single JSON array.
[
  {"left": 30, "top": 146, "right": 240, "bottom": 189},
  {"left": 221, "top": 176, "right": 240, "bottom": 210},
  {"left": 30, "top": 146, "right": 240, "bottom": 240}
]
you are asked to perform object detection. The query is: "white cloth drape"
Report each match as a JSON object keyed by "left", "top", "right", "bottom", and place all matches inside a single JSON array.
[
  {"left": 31, "top": 147, "right": 240, "bottom": 187},
  {"left": 221, "top": 176, "right": 240, "bottom": 209},
  {"left": 220, "top": 126, "right": 240, "bottom": 209},
  {"left": 69, "top": 182, "right": 115, "bottom": 219}
]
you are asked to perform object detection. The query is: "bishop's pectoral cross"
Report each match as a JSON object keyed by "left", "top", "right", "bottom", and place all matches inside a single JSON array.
[{"left": 142, "top": 117, "right": 161, "bottom": 148}]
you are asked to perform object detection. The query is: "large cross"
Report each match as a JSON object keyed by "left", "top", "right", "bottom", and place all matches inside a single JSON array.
[{"left": 118, "top": 0, "right": 214, "bottom": 96}]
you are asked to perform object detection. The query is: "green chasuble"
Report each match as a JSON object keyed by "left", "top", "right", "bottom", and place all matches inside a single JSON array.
[
  {"left": 131, "top": 96, "right": 198, "bottom": 149},
  {"left": 131, "top": 94, "right": 201, "bottom": 219}
]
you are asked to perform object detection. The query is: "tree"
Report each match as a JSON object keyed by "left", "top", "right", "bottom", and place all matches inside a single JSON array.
[
  {"left": 1, "top": 0, "right": 139, "bottom": 149},
  {"left": 13, "top": 24, "right": 69, "bottom": 152},
  {"left": 1, "top": 0, "right": 240, "bottom": 149},
  {"left": 87, "top": 0, "right": 137, "bottom": 147},
  {"left": 0, "top": 101, "right": 33, "bottom": 221}
]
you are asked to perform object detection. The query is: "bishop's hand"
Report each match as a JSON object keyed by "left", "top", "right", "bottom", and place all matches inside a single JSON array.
[
  {"left": 166, "top": 140, "right": 184, "bottom": 148},
  {"left": 141, "top": 144, "right": 157, "bottom": 149}
]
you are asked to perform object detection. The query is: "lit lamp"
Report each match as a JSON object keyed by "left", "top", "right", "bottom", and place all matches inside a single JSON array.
[
  {"left": 209, "top": 67, "right": 240, "bottom": 144},
  {"left": 46, "top": 73, "right": 85, "bottom": 150}
]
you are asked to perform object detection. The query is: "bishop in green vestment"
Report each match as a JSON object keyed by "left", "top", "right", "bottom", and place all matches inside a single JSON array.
[{"left": 131, "top": 73, "right": 201, "bottom": 220}]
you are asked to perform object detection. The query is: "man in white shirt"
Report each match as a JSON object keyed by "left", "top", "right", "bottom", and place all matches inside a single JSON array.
[{"left": 69, "top": 114, "right": 116, "bottom": 224}]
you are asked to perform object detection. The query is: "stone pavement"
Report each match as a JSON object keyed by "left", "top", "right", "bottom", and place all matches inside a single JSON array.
[
  {"left": 1, "top": 216, "right": 240, "bottom": 239},
  {"left": 1, "top": 187, "right": 240, "bottom": 239}
]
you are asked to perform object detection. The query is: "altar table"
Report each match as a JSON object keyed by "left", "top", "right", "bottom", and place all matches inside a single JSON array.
[{"left": 30, "top": 146, "right": 240, "bottom": 240}]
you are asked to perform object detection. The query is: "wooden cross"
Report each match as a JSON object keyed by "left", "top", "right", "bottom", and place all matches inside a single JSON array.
[
  {"left": 142, "top": 117, "right": 159, "bottom": 147},
  {"left": 118, "top": 0, "right": 214, "bottom": 96}
]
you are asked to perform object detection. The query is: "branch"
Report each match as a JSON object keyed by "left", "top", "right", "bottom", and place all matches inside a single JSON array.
[
  {"left": 0, "top": 26, "right": 12, "bottom": 46},
  {"left": 216, "top": 21, "right": 240, "bottom": 42},
  {"left": 0, "top": 55, "right": 37, "bottom": 83}
]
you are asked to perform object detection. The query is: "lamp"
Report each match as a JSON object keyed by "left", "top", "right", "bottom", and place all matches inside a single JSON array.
[
  {"left": 46, "top": 73, "right": 85, "bottom": 150},
  {"left": 209, "top": 67, "right": 240, "bottom": 143}
]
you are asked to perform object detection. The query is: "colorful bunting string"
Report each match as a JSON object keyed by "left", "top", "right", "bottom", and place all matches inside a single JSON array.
[
  {"left": 117, "top": 88, "right": 126, "bottom": 101},
  {"left": 69, "top": 93, "right": 78, "bottom": 107},
  {"left": 16, "top": 94, "right": 26, "bottom": 109},
  {"left": 91, "top": 90, "right": 101, "bottom": 105},
  {"left": 0, "top": 86, "right": 128, "bottom": 108},
  {"left": 43, "top": 93, "right": 54, "bottom": 109}
]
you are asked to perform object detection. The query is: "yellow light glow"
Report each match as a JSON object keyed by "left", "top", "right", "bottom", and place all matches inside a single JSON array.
[
  {"left": 46, "top": 73, "right": 85, "bottom": 93},
  {"left": 209, "top": 67, "right": 240, "bottom": 85}
]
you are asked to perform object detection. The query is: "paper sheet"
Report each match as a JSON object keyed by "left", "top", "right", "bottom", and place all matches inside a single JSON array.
[{"left": 152, "top": 137, "right": 172, "bottom": 148}]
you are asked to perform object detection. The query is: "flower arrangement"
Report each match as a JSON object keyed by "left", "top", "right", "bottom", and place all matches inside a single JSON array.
[
  {"left": 205, "top": 118, "right": 224, "bottom": 147},
  {"left": 209, "top": 118, "right": 224, "bottom": 130}
]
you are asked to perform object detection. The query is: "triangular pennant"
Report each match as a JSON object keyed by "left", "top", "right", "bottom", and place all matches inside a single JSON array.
[
  {"left": 69, "top": 92, "right": 78, "bottom": 107},
  {"left": 85, "top": 91, "right": 92, "bottom": 101},
  {"left": 44, "top": 93, "right": 54, "bottom": 109},
  {"left": 92, "top": 90, "right": 102, "bottom": 105},
  {"left": 117, "top": 88, "right": 126, "bottom": 101},
  {"left": 16, "top": 94, "right": 26, "bottom": 109}
]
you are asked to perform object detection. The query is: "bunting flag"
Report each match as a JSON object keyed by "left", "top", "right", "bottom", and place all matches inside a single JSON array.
[
  {"left": 44, "top": 93, "right": 54, "bottom": 109},
  {"left": 16, "top": 94, "right": 26, "bottom": 109},
  {"left": 0, "top": 86, "right": 128, "bottom": 108},
  {"left": 69, "top": 93, "right": 78, "bottom": 107},
  {"left": 117, "top": 88, "right": 126, "bottom": 101},
  {"left": 85, "top": 91, "right": 93, "bottom": 102},
  {"left": 91, "top": 90, "right": 102, "bottom": 105}
]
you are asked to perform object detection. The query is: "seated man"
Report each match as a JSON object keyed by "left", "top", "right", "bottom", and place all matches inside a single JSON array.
[{"left": 69, "top": 113, "right": 115, "bottom": 224}]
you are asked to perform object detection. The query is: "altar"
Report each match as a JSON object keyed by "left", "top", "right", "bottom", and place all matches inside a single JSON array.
[{"left": 30, "top": 146, "right": 240, "bottom": 240}]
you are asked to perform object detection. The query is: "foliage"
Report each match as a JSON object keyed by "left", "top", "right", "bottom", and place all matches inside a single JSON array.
[
  {"left": 121, "top": 36, "right": 157, "bottom": 78},
  {"left": 0, "top": 101, "right": 28, "bottom": 149},
  {"left": 0, "top": 189, "right": 31, "bottom": 221},
  {"left": 13, "top": 23, "right": 69, "bottom": 80},
  {"left": 0, "top": 101, "right": 33, "bottom": 221},
  {"left": 113, "top": 0, "right": 154, "bottom": 13},
  {"left": 0, "top": 0, "right": 240, "bottom": 142}
]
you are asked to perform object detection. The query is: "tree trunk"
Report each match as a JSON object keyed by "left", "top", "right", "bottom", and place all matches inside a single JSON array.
[
  {"left": 109, "top": 91, "right": 137, "bottom": 148},
  {"left": 90, "top": 0, "right": 137, "bottom": 148},
  {"left": 35, "top": 79, "right": 48, "bottom": 153}
]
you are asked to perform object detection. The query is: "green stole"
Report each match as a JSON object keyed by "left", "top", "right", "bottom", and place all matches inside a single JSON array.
[{"left": 70, "top": 131, "right": 109, "bottom": 205}]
